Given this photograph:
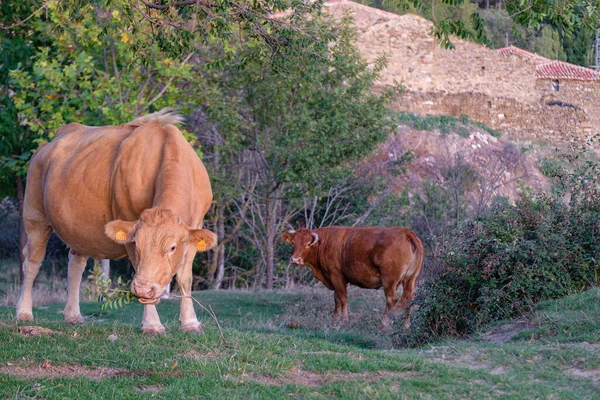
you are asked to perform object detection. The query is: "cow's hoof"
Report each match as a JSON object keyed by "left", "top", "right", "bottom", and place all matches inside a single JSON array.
[
  {"left": 142, "top": 325, "right": 166, "bottom": 336},
  {"left": 380, "top": 316, "right": 393, "bottom": 331},
  {"left": 16, "top": 312, "right": 34, "bottom": 322},
  {"left": 333, "top": 316, "right": 349, "bottom": 325},
  {"left": 181, "top": 322, "right": 204, "bottom": 334},
  {"left": 64, "top": 314, "right": 85, "bottom": 324}
]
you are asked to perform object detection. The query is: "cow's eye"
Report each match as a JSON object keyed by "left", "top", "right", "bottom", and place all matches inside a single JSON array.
[{"left": 169, "top": 245, "right": 177, "bottom": 253}]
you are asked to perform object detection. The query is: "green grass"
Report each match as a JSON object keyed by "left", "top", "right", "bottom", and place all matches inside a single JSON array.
[
  {"left": 397, "top": 112, "right": 501, "bottom": 138},
  {"left": 0, "top": 288, "right": 598, "bottom": 399}
]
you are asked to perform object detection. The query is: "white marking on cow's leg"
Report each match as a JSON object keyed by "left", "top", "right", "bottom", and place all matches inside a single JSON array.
[
  {"left": 16, "top": 227, "right": 52, "bottom": 322},
  {"left": 63, "top": 253, "right": 88, "bottom": 324},
  {"left": 141, "top": 305, "right": 166, "bottom": 336},
  {"left": 177, "top": 253, "right": 203, "bottom": 334}
]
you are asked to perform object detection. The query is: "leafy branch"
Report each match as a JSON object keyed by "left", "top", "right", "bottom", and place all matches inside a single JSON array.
[{"left": 84, "top": 260, "right": 135, "bottom": 310}]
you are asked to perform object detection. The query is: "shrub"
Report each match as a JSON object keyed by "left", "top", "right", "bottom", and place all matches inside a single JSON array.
[
  {"left": 401, "top": 172, "right": 600, "bottom": 345},
  {"left": 397, "top": 113, "right": 500, "bottom": 138}
]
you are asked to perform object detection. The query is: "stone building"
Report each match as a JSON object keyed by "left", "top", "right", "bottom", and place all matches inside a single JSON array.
[{"left": 323, "top": 0, "right": 600, "bottom": 144}]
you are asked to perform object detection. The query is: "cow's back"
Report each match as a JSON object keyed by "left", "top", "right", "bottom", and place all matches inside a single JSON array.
[
  {"left": 26, "top": 121, "right": 210, "bottom": 259},
  {"left": 337, "top": 227, "right": 419, "bottom": 288}
]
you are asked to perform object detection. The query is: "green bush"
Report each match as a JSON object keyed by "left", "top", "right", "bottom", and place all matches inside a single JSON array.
[
  {"left": 402, "top": 172, "right": 600, "bottom": 345},
  {"left": 397, "top": 112, "right": 500, "bottom": 138}
]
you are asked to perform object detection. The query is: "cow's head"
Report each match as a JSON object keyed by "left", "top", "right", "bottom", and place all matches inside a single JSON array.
[
  {"left": 281, "top": 228, "right": 320, "bottom": 266},
  {"left": 105, "top": 208, "right": 216, "bottom": 304}
]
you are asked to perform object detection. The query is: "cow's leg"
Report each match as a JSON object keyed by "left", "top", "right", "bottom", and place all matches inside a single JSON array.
[
  {"left": 383, "top": 279, "right": 400, "bottom": 315},
  {"left": 16, "top": 224, "right": 52, "bottom": 321},
  {"left": 332, "top": 279, "right": 349, "bottom": 322},
  {"left": 397, "top": 276, "right": 418, "bottom": 330},
  {"left": 176, "top": 251, "right": 203, "bottom": 334},
  {"left": 333, "top": 291, "right": 342, "bottom": 319},
  {"left": 381, "top": 277, "right": 402, "bottom": 328},
  {"left": 141, "top": 305, "right": 166, "bottom": 336},
  {"left": 63, "top": 252, "right": 88, "bottom": 324}
]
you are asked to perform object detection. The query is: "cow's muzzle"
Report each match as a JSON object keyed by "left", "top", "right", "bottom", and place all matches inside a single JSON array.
[
  {"left": 290, "top": 256, "right": 304, "bottom": 265},
  {"left": 131, "top": 280, "right": 163, "bottom": 303}
]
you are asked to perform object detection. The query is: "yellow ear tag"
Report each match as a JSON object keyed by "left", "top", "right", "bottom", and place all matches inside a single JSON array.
[
  {"left": 116, "top": 230, "right": 127, "bottom": 241},
  {"left": 196, "top": 239, "right": 207, "bottom": 251}
]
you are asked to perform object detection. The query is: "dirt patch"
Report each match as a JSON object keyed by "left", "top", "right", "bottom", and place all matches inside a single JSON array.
[
  {"left": 0, "top": 360, "right": 124, "bottom": 380},
  {"left": 17, "top": 326, "right": 59, "bottom": 337},
  {"left": 0, "top": 360, "right": 200, "bottom": 380},
  {"left": 297, "top": 351, "right": 365, "bottom": 360},
  {"left": 482, "top": 319, "right": 535, "bottom": 344},
  {"left": 424, "top": 347, "right": 492, "bottom": 370},
  {"left": 248, "top": 368, "right": 411, "bottom": 388},
  {"left": 490, "top": 366, "right": 507, "bottom": 375},
  {"left": 571, "top": 368, "right": 600, "bottom": 384},
  {"left": 135, "top": 385, "right": 164, "bottom": 393}
]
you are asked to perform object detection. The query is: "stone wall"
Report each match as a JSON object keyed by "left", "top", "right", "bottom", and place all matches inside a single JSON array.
[
  {"left": 392, "top": 91, "right": 592, "bottom": 144},
  {"left": 324, "top": 0, "right": 600, "bottom": 143},
  {"left": 536, "top": 80, "right": 600, "bottom": 137},
  {"left": 325, "top": 1, "right": 541, "bottom": 102}
]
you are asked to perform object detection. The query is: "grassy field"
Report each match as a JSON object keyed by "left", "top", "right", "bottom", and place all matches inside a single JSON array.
[{"left": 0, "top": 282, "right": 599, "bottom": 399}]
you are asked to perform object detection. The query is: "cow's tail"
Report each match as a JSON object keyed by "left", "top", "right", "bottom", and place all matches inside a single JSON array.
[
  {"left": 127, "top": 108, "right": 184, "bottom": 127},
  {"left": 406, "top": 229, "right": 424, "bottom": 278}
]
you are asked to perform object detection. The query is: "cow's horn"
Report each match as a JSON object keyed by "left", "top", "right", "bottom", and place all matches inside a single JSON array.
[{"left": 309, "top": 232, "right": 319, "bottom": 247}]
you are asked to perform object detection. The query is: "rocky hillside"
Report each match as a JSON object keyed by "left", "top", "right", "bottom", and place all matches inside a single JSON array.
[
  {"left": 365, "top": 115, "right": 552, "bottom": 204},
  {"left": 317, "top": 1, "right": 597, "bottom": 200}
]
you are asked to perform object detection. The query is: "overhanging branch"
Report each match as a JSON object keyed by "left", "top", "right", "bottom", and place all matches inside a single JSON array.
[{"left": 140, "top": 0, "right": 214, "bottom": 10}]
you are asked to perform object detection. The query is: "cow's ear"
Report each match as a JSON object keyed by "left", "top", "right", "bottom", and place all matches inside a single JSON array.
[
  {"left": 188, "top": 228, "right": 217, "bottom": 252},
  {"left": 105, "top": 220, "right": 136, "bottom": 244},
  {"left": 282, "top": 232, "right": 294, "bottom": 243}
]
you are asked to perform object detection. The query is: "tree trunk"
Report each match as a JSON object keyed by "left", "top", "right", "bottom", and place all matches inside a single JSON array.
[
  {"left": 100, "top": 259, "right": 110, "bottom": 281},
  {"left": 265, "top": 195, "right": 280, "bottom": 290},
  {"left": 213, "top": 206, "right": 226, "bottom": 290},
  {"left": 16, "top": 175, "right": 26, "bottom": 284}
]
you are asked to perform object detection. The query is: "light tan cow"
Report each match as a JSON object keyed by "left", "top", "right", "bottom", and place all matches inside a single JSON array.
[{"left": 16, "top": 109, "right": 217, "bottom": 335}]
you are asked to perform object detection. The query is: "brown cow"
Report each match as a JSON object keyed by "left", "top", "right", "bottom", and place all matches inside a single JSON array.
[
  {"left": 282, "top": 226, "right": 423, "bottom": 328},
  {"left": 16, "top": 109, "right": 217, "bottom": 335}
]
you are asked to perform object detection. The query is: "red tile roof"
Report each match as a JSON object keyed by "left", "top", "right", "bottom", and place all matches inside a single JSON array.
[
  {"left": 495, "top": 46, "right": 550, "bottom": 63},
  {"left": 496, "top": 46, "right": 600, "bottom": 81},
  {"left": 536, "top": 60, "right": 600, "bottom": 81}
]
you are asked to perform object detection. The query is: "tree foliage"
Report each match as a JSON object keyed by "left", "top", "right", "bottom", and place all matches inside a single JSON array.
[
  {"left": 2, "top": 0, "right": 600, "bottom": 292},
  {"left": 9, "top": 0, "right": 197, "bottom": 141},
  {"left": 194, "top": 15, "right": 397, "bottom": 288},
  {"left": 359, "top": 0, "right": 599, "bottom": 64}
]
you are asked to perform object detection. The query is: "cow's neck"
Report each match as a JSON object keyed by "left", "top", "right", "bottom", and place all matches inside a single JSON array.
[
  {"left": 151, "top": 143, "right": 193, "bottom": 224},
  {"left": 311, "top": 228, "right": 345, "bottom": 272},
  {"left": 307, "top": 231, "right": 328, "bottom": 269}
]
